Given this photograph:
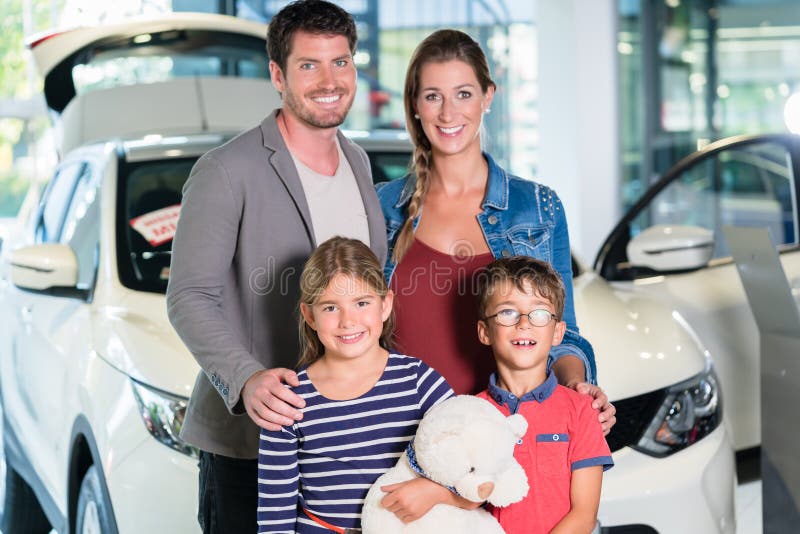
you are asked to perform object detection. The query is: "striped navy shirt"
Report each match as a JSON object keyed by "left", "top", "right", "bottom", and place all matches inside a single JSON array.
[{"left": 256, "top": 354, "right": 453, "bottom": 533}]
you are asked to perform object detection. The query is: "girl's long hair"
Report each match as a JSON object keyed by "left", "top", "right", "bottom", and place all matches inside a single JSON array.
[
  {"left": 393, "top": 29, "right": 496, "bottom": 263},
  {"left": 297, "top": 236, "right": 394, "bottom": 368}
]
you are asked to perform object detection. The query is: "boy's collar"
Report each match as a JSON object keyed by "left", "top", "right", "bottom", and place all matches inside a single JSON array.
[{"left": 487, "top": 372, "right": 557, "bottom": 414}]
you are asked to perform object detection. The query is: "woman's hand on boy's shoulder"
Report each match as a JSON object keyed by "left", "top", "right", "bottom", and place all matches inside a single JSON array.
[{"left": 572, "top": 382, "right": 616, "bottom": 436}]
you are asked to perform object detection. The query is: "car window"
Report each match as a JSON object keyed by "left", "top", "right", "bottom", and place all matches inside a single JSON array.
[
  {"left": 631, "top": 140, "right": 798, "bottom": 259},
  {"left": 117, "top": 158, "right": 194, "bottom": 293},
  {"left": 71, "top": 30, "right": 269, "bottom": 96},
  {"left": 61, "top": 166, "right": 101, "bottom": 291},
  {"left": 369, "top": 151, "right": 412, "bottom": 184},
  {"left": 37, "top": 162, "right": 88, "bottom": 244}
]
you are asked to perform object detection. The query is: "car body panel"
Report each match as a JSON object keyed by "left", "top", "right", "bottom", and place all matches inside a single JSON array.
[
  {"left": 616, "top": 263, "right": 764, "bottom": 450},
  {"left": 108, "top": 432, "right": 198, "bottom": 533},
  {"left": 93, "top": 291, "right": 198, "bottom": 397},
  {"left": 599, "top": 425, "right": 735, "bottom": 533},
  {"left": 572, "top": 271, "right": 706, "bottom": 401}
]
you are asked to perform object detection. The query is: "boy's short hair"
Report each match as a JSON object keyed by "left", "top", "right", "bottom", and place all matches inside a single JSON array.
[
  {"left": 477, "top": 256, "right": 566, "bottom": 320},
  {"left": 267, "top": 0, "right": 358, "bottom": 72}
]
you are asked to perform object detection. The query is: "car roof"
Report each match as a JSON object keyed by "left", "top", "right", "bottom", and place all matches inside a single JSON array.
[{"left": 121, "top": 133, "right": 234, "bottom": 162}]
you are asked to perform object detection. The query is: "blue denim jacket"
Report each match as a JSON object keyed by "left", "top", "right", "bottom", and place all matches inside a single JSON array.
[{"left": 375, "top": 153, "right": 597, "bottom": 383}]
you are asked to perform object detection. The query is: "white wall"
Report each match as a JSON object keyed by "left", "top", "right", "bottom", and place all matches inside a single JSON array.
[{"left": 535, "top": 0, "right": 621, "bottom": 263}]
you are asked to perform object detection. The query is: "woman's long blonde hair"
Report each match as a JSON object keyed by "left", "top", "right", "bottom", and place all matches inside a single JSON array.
[
  {"left": 297, "top": 236, "right": 394, "bottom": 368},
  {"left": 393, "top": 29, "right": 497, "bottom": 263}
]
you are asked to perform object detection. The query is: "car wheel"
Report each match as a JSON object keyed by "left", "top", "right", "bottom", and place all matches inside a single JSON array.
[
  {"left": 75, "top": 466, "right": 113, "bottom": 534},
  {"left": 0, "top": 463, "right": 52, "bottom": 533}
]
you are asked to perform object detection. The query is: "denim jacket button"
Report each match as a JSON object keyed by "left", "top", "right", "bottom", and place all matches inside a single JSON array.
[
  {"left": 487, "top": 215, "right": 498, "bottom": 225},
  {"left": 501, "top": 249, "right": 511, "bottom": 258}
]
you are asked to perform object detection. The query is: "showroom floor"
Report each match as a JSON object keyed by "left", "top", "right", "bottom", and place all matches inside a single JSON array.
[{"left": 737, "top": 480, "right": 763, "bottom": 533}]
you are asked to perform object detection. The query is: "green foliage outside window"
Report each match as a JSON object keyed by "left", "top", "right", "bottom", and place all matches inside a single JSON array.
[{"left": 0, "top": 0, "right": 63, "bottom": 218}]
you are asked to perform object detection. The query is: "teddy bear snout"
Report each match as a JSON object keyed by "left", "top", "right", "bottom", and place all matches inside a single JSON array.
[{"left": 477, "top": 481, "right": 495, "bottom": 500}]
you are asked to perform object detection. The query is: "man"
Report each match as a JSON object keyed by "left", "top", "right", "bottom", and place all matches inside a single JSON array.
[{"left": 166, "top": 1, "right": 387, "bottom": 532}]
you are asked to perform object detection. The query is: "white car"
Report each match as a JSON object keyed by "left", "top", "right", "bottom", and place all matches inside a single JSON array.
[
  {"left": 0, "top": 14, "right": 735, "bottom": 534},
  {"left": 594, "top": 133, "right": 800, "bottom": 453}
]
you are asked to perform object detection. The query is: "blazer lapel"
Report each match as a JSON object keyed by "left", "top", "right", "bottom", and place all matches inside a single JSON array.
[{"left": 260, "top": 111, "right": 316, "bottom": 246}]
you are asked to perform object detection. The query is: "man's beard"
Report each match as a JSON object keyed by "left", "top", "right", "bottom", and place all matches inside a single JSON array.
[{"left": 282, "top": 87, "right": 354, "bottom": 129}]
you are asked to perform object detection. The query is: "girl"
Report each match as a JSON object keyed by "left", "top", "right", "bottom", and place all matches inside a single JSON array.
[{"left": 256, "top": 236, "right": 455, "bottom": 533}]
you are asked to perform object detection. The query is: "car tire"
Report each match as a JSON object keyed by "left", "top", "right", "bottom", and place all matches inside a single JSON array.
[
  {"left": 75, "top": 466, "right": 114, "bottom": 534},
  {"left": 0, "top": 463, "right": 52, "bottom": 533}
]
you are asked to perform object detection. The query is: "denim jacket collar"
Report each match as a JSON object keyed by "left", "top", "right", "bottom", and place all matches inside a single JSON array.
[{"left": 395, "top": 152, "right": 509, "bottom": 211}]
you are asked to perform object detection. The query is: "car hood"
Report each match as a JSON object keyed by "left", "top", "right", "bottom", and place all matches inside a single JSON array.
[
  {"left": 573, "top": 271, "right": 707, "bottom": 401},
  {"left": 91, "top": 291, "right": 198, "bottom": 398}
]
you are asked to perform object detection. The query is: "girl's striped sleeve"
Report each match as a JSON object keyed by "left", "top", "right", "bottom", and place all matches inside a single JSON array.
[
  {"left": 415, "top": 359, "right": 454, "bottom": 414},
  {"left": 257, "top": 426, "right": 300, "bottom": 533}
]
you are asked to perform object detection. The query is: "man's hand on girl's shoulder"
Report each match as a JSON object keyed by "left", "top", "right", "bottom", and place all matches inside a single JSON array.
[{"left": 242, "top": 368, "right": 306, "bottom": 431}]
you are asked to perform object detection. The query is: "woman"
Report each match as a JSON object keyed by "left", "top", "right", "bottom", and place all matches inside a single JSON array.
[{"left": 377, "top": 29, "right": 600, "bottom": 395}]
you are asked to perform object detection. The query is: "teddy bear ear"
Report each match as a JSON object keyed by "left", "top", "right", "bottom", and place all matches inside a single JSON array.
[{"left": 507, "top": 414, "right": 528, "bottom": 438}]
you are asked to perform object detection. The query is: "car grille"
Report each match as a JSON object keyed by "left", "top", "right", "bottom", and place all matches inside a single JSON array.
[{"left": 606, "top": 389, "right": 667, "bottom": 452}]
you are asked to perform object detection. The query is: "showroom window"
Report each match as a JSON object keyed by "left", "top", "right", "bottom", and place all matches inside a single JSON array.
[
  {"left": 237, "top": 0, "right": 539, "bottom": 177},
  {"left": 619, "top": 0, "right": 800, "bottom": 210}
]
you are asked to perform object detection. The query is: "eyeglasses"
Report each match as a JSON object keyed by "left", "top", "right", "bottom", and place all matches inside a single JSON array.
[{"left": 484, "top": 308, "right": 557, "bottom": 327}]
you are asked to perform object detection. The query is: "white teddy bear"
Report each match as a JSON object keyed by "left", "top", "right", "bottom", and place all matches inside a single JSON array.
[{"left": 361, "top": 395, "right": 529, "bottom": 534}]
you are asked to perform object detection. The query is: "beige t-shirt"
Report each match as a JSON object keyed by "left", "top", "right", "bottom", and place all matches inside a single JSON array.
[{"left": 292, "top": 139, "right": 371, "bottom": 247}]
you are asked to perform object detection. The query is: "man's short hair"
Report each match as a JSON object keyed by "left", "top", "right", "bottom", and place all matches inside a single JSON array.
[
  {"left": 267, "top": 0, "right": 357, "bottom": 72},
  {"left": 477, "top": 256, "right": 566, "bottom": 320}
]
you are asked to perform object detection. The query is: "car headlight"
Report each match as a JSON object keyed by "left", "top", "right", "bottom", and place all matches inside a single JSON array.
[
  {"left": 633, "top": 364, "right": 721, "bottom": 457},
  {"left": 131, "top": 379, "right": 199, "bottom": 458}
]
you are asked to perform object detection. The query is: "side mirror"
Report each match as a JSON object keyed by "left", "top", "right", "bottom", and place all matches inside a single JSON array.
[
  {"left": 627, "top": 225, "right": 714, "bottom": 272},
  {"left": 10, "top": 244, "right": 78, "bottom": 291}
]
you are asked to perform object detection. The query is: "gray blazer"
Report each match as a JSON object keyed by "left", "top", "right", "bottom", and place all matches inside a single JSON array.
[{"left": 167, "top": 110, "right": 387, "bottom": 458}]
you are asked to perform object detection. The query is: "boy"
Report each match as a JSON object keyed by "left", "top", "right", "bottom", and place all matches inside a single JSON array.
[{"left": 476, "top": 256, "right": 613, "bottom": 534}]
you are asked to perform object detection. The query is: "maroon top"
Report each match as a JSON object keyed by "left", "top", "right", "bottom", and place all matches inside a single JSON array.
[{"left": 390, "top": 239, "right": 496, "bottom": 395}]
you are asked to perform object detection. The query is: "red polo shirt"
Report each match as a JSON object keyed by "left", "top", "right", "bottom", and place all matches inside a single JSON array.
[{"left": 477, "top": 373, "right": 613, "bottom": 534}]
